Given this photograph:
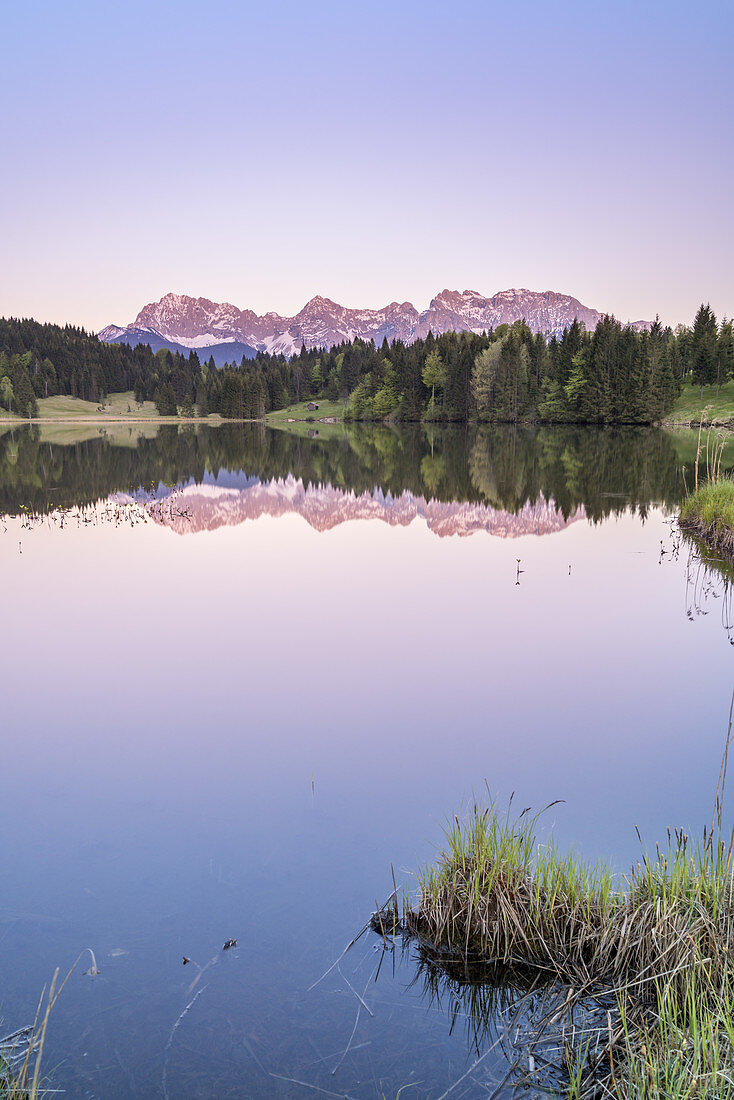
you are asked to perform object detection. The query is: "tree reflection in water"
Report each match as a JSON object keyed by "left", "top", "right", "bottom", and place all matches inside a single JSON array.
[{"left": 0, "top": 422, "right": 707, "bottom": 522}]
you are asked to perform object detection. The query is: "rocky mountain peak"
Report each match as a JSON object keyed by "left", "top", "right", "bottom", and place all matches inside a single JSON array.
[{"left": 101, "top": 288, "right": 650, "bottom": 359}]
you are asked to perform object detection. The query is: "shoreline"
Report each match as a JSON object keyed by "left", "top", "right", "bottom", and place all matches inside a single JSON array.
[
  {"left": 665, "top": 417, "right": 734, "bottom": 430},
  {"left": 3, "top": 409, "right": 734, "bottom": 433},
  {"left": 0, "top": 415, "right": 247, "bottom": 426},
  {"left": 679, "top": 515, "right": 734, "bottom": 557},
  {"left": 679, "top": 480, "right": 734, "bottom": 558}
]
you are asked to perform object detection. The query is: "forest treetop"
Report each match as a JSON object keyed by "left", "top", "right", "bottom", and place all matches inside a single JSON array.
[{"left": 0, "top": 305, "right": 729, "bottom": 425}]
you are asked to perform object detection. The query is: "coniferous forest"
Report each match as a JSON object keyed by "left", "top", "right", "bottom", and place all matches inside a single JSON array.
[{"left": 0, "top": 306, "right": 731, "bottom": 424}]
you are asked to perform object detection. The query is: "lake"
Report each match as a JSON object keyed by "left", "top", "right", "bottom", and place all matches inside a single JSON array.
[{"left": 1, "top": 421, "right": 732, "bottom": 1098}]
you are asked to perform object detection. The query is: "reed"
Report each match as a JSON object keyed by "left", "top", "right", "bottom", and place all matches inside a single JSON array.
[
  {"left": 390, "top": 797, "right": 734, "bottom": 1098},
  {"left": 615, "top": 974, "right": 734, "bottom": 1099},
  {"left": 405, "top": 800, "right": 622, "bottom": 983},
  {"left": 679, "top": 416, "right": 734, "bottom": 557},
  {"left": 0, "top": 983, "right": 55, "bottom": 1099},
  {"left": 1, "top": 955, "right": 87, "bottom": 1099}
]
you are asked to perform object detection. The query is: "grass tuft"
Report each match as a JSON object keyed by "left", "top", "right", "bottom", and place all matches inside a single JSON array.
[
  {"left": 680, "top": 479, "right": 734, "bottom": 557},
  {"left": 1, "top": 955, "right": 87, "bottom": 1098},
  {"left": 390, "top": 798, "right": 734, "bottom": 1098}
]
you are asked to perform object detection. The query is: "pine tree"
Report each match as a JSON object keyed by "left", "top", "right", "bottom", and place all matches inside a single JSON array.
[
  {"left": 690, "top": 304, "right": 718, "bottom": 394},
  {"left": 155, "top": 382, "right": 177, "bottom": 416},
  {"left": 718, "top": 320, "right": 733, "bottom": 387}
]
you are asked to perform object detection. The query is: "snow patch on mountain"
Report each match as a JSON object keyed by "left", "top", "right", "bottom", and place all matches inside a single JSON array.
[
  {"left": 99, "top": 288, "right": 651, "bottom": 359},
  {"left": 97, "top": 324, "right": 127, "bottom": 342},
  {"left": 169, "top": 334, "right": 238, "bottom": 349}
]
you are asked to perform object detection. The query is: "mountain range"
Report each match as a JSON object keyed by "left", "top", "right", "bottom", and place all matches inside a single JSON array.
[{"left": 98, "top": 288, "right": 650, "bottom": 365}]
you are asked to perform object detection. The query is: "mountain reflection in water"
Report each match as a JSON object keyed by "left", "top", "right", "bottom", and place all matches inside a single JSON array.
[
  {"left": 0, "top": 422, "right": 701, "bottom": 526},
  {"left": 141, "top": 478, "right": 585, "bottom": 537}
]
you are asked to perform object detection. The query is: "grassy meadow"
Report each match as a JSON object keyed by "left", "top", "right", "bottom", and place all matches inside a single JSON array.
[
  {"left": 34, "top": 392, "right": 159, "bottom": 419},
  {"left": 0, "top": 391, "right": 225, "bottom": 424},
  {"left": 37, "top": 392, "right": 159, "bottom": 419},
  {"left": 669, "top": 381, "right": 734, "bottom": 426},
  {"left": 264, "top": 398, "right": 346, "bottom": 422}
]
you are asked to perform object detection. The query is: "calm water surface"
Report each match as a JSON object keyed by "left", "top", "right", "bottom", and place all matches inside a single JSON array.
[{"left": 1, "top": 423, "right": 732, "bottom": 1098}]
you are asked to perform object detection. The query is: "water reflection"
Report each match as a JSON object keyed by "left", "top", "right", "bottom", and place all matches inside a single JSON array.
[
  {"left": 143, "top": 479, "right": 585, "bottom": 538},
  {"left": 0, "top": 422, "right": 704, "bottom": 525},
  {"left": 400, "top": 941, "right": 617, "bottom": 1097},
  {"left": 2, "top": 422, "right": 734, "bottom": 1098},
  {"left": 680, "top": 531, "right": 734, "bottom": 643}
]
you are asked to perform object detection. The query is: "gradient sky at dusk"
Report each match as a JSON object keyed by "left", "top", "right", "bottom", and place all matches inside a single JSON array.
[{"left": 2, "top": 0, "right": 732, "bottom": 331}]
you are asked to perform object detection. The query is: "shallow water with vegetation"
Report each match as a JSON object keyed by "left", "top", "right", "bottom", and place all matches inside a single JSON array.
[{"left": 1, "top": 422, "right": 733, "bottom": 1098}]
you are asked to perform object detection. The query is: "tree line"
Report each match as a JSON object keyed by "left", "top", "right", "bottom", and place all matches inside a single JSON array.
[{"left": 0, "top": 305, "right": 731, "bottom": 424}]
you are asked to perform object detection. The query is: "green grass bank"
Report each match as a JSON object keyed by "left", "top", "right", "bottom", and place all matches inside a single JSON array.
[
  {"left": 680, "top": 479, "right": 734, "bottom": 556},
  {"left": 381, "top": 800, "right": 734, "bottom": 1098}
]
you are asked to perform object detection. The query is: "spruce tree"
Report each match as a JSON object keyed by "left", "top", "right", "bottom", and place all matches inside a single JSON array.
[
  {"left": 690, "top": 304, "right": 718, "bottom": 394},
  {"left": 718, "top": 320, "right": 733, "bottom": 388}
]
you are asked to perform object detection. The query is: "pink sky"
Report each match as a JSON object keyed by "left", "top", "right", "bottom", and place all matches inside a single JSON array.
[{"left": 2, "top": 0, "right": 732, "bottom": 331}]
